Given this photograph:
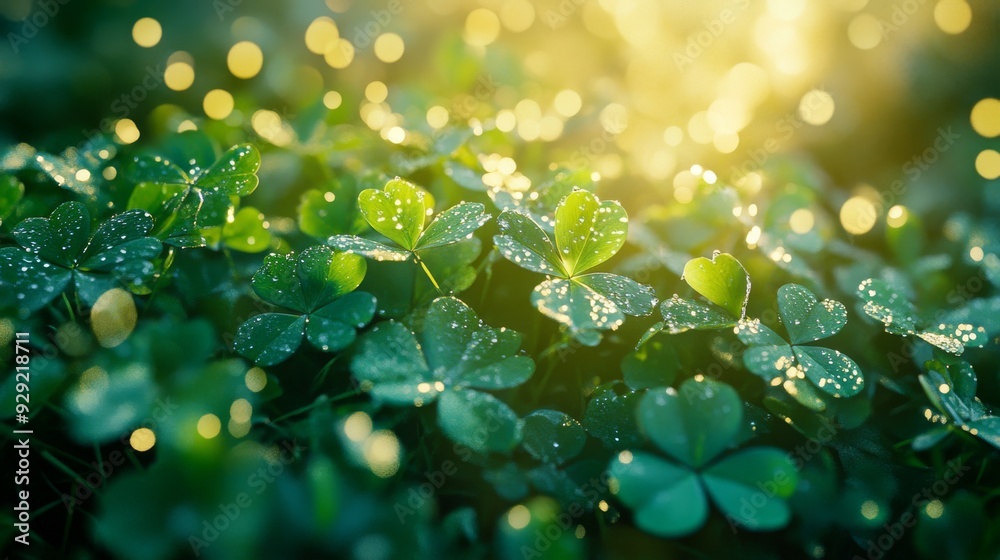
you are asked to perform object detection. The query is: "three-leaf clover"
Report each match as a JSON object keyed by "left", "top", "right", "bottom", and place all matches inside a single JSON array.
[
  {"left": 611, "top": 378, "right": 798, "bottom": 537},
  {"left": 0, "top": 201, "right": 162, "bottom": 315},
  {"left": 494, "top": 190, "right": 657, "bottom": 345},
  {"left": 328, "top": 177, "right": 490, "bottom": 263},
  {"left": 350, "top": 297, "right": 534, "bottom": 453},
  {"left": 917, "top": 359, "right": 1000, "bottom": 451},
  {"left": 641, "top": 252, "right": 750, "bottom": 345},
  {"left": 328, "top": 177, "right": 490, "bottom": 295},
  {"left": 737, "top": 284, "right": 864, "bottom": 409},
  {"left": 857, "top": 278, "right": 987, "bottom": 355},
  {"left": 234, "top": 246, "right": 376, "bottom": 366},
  {"left": 126, "top": 144, "right": 261, "bottom": 248}
]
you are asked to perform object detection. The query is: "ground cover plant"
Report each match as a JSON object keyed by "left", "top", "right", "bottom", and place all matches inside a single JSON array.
[{"left": 1, "top": 1, "right": 1000, "bottom": 559}]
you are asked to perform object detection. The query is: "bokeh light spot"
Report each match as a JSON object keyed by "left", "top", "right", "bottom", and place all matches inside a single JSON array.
[
  {"left": 934, "top": 0, "right": 972, "bottom": 34},
  {"left": 975, "top": 149, "right": 1000, "bottom": 179},
  {"left": 465, "top": 9, "right": 501, "bottom": 46},
  {"left": 840, "top": 196, "right": 877, "bottom": 235},
  {"left": 799, "top": 89, "right": 835, "bottom": 125},
  {"left": 197, "top": 414, "right": 222, "bottom": 439},
  {"left": 507, "top": 505, "right": 531, "bottom": 529},
  {"left": 203, "top": 89, "right": 234, "bottom": 120},
  {"left": 130, "top": 428, "right": 156, "bottom": 452},
  {"left": 970, "top": 98, "right": 1000, "bottom": 138},
  {"left": 132, "top": 18, "right": 162, "bottom": 48},
  {"left": 228, "top": 41, "right": 263, "bottom": 79},
  {"left": 374, "top": 33, "right": 405, "bottom": 63}
]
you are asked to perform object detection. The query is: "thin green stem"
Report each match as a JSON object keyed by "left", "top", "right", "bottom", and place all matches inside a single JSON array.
[
  {"left": 413, "top": 252, "right": 443, "bottom": 295},
  {"left": 532, "top": 333, "right": 571, "bottom": 402},
  {"left": 270, "top": 391, "right": 359, "bottom": 423},
  {"left": 61, "top": 292, "right": 76, "bottom": 323}
]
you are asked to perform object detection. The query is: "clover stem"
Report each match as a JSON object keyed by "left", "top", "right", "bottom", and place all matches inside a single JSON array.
[
  {"left": 61, "top": 292, "right": 76, "bottom": 323},
  {"left": 270, "top": 391, "right": 359, "bottom": 423},
  {"left": 532, "top": 333, "right": 572, "bottom": 401},
  {"left": 413, "top": 252, "right": 443, "bottom": 295},
  {"left": 476, "top": 247, "right": 498, "bottom": 306},
  {"left": 144, "top": 247, "right": 175, "bottom": 314}
]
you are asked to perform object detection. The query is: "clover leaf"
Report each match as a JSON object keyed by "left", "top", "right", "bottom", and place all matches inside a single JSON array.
[
  {"left": 297, "top": 177, "right": 368, "bottom": 240},
  {"left": 350, "top": 296, "right": 534, "bottom": 453},
  {"left": 0, "top": 201, "right": 162, "bottom": 315},
  {"left": 639, "top": 253, "right": 749, "bottom": 345},
  {"left": 520, "top": 409, "right": 587, "bottom": 466},
  {"left": 857, "top": 278, "right": 987, "bottom": 355},
  {"left": 219, "top": 206, "right": 271, "bottom": 253},
  {"left": 35, "top": 136, "right": 117, "bottom": 202},
  {"left": 488, "top": 168, "right": 595, "bottom": 233},
  {"left": 737, "top": 284, "right": 863, "bottom": 406},
  {"left": 234, "top": 246, "right": 376, "bottom": 366},
  {"left": 611, "top": 378, "right": 798, "bottom": 538},
  {"left": 327, "top": 178, "right": 490, "bottom": 298},
  {"left": 917, "top": 360, "right": 1000, "bottom": 451},
  {"left": 495, "top": 190, "right": 657, "bottom": 344},
  {"left": 126, "top": 144, "right": 261, "bottom": 248},
  {"left": 0, "top": 174, "right": 24, "bottom": 225},
  {"left": 328, "top": 177, "right": 490, "bottom": 261},
  {"left": 582, "top": 381, "right": 645, "bottom": 450},
  {"left": 621, "top": 335, "right": 680, "bottom": 390}
]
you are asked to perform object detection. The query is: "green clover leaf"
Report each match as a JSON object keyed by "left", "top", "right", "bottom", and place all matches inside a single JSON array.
[
  {"left": 639, "top": 253, "right": 749, "bottom": 345},
  {"left": 738, "top": 284, "right": 864, "bottom": 406},
  {"left": 220, "top": 207, "right": 271, "bottom": 253},
  {"left": 0, "top": 174, "right": 25, "bottom": 225},
  {"left": 0, "top": 201, "right": 162, "bottom": 314},
  {"left": 582, "top": 381, "right": 645, "bottom": 450},
  {"left": 611, "top": 378, "right": 798, "bottom": 538},
  {"left": 495, "top": 190, "right": 657, "bottom": 344},
  {"left": 328, "top": 178, "right": 490, "bottom": 298},
  {"left": 917, "top": 360, "right": 1000, "bottom": 451},
  {"left": 126, "top": 144, "right": 261, "bottom": 248},
  {"left": 857, "top": 278, "right": 987, "bottom": 355},
  {"left": 350, "top": 296, "right": 534, "bottom": 453},
  {"left": 328, "top": 176, "right": 490, "bottom": 260},
  {"left": 34, "top": 136, "right": 117, "bottom": 202},
  {"left": 297, "top": 177, "right": 368, "bottom": 240},
  {"left": 520, "top": 409, "right": 587, "bottom": 466},
  {"left": 234, "top": 246, "right": 376, "bottom": 366}
]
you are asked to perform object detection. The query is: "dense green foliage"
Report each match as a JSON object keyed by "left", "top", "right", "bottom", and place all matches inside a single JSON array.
[
  {"left": 2, "top": 124, "right": 999, "bottom": 559},
  {"left": 3, "top": 1, "right": 1000, "bottom": 559}
]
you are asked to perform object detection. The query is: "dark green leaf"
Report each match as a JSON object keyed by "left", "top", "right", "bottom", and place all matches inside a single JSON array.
[
  {"left": 438, "top": 388, "right": 523, "bottom": 453},
  {"left": 777, "top": 283, "right": 847, "bottom": 344},
  {"left": 521, "top": 410, "right": 586, "bottom": 465},
  {"left": 638, "top": 378, "right": 742, "bottom": 468}
]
